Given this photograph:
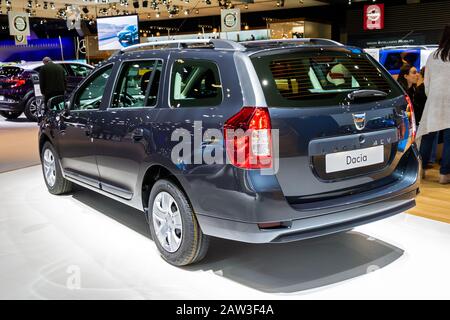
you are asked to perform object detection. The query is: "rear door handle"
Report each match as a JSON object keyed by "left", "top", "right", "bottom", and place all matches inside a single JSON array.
[{"left": 131, "top": 128, "right": 144, "bottom": 141}]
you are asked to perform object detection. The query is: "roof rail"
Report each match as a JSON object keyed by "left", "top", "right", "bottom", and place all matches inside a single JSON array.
[
  {"left": 119, "top": 39, "right": 246, "bottom": 54},
  {"left": 240, "top": 38, "right": 344, "bottom": 47}
]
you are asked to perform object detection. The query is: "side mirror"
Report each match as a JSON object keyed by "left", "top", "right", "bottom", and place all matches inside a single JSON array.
[{"left": 46, "top": 95, "right": 66, "bottom": 113}]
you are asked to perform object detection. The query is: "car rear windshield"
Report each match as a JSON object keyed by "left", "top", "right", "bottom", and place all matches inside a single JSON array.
[
  {"left": 251, "top": 49, "right": 402, "bottom": 107},
  {"left": 0, "top": 67, "right": 23, "bottom": 78}
]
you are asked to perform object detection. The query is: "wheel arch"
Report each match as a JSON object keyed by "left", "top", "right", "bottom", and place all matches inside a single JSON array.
[
  {"left": 23, "top": 90, "right": 36, "bottom": 104},
  {"left": 38, "top": 133, "right": 52, "bottom": 157},
  {"left": 141, "top": 164, "right": 190, "bottom": 215}
]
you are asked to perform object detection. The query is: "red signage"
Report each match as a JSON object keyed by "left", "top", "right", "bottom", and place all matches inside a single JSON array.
[{"left": 364, "top": 3, "right": 385, "bottom": 30}]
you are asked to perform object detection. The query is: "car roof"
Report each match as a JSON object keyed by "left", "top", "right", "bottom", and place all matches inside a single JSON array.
[{"left": 108, "top": 38, "right": 352, "bottom": 62}]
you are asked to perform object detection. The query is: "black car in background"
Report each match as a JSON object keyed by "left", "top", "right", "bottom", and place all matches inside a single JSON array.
[{"left": 0, "top": 61, "right": 93, "bottom": 121}]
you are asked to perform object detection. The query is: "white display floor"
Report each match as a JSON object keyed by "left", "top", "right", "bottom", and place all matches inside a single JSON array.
[{"left": 1, "top": 166, "right": 449, "bottom": 299}]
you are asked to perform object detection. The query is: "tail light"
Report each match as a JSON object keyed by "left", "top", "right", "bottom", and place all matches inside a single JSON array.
[
  {"left": 224, "top": 107, "right": 273, "bottom": 169},
  {"left": 405, "top": 95, "right": 416, "bottom": 141},
  {"left": 6, "top": 77, "right": 26, "bottom": 88}
]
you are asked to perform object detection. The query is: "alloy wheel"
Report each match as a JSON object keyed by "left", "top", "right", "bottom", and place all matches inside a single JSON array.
[
  {"left": 29, "top": 99, "right": 38, "bottom": 117},
  {"left": 43, "top": 149, "right": 56, "bottom": 187},
  {"left": 152, "top": 191, "right": 183, "bottom": 253}
]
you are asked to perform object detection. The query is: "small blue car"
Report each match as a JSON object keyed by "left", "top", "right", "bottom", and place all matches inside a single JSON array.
[{"left": 117, "top": 25, "right": 139, "bottom": 47}]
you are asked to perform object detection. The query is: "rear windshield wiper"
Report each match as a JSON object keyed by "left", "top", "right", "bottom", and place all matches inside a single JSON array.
[{"left": 347, "top": 89, "right": 388, "bottom": 101}]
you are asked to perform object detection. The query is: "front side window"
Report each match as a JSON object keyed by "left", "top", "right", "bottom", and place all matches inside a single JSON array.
[
  {"left": 111, "top": 60, "right": 162, "bottom": 109},
  {"left": 72, "top": 65, "right": 112, "bottom": 111},
  {"left": 170, "top": 59, "right": 222, "bottom": 108}
]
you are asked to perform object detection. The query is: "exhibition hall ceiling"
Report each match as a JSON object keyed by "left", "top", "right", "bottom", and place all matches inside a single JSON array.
[{"left": 0, "top": 0, "right": 328, "bottom": 20}]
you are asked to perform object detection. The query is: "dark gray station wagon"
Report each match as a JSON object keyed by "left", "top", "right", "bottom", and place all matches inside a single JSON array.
[{"left": 39, "top": 39, "right": 420, "bottom": 266}]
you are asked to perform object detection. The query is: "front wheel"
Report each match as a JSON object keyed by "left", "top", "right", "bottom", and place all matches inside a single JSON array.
[
  {"left": 41, "top": 142, "right": 73, "bottom": 195},
  {"left": 0, "top": 110, "right": 22, "bottom": 120},
  {"left": 148, "top": 179, "right": 209, "bottom": 266}
]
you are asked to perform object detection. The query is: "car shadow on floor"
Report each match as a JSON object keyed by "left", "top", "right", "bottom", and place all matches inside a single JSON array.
[
  {"left": 71, "top": 186, "right": 404, "bottom": 294},
  {"left": 1, "top": 117, "right": 32, "bottom": 123},
  {"left": 188, "top": 233, "right": 403, "bottom": 293}
]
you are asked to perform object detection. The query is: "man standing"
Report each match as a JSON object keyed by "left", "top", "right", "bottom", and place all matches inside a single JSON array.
[{"left": 39, "top": 57, "right": 66, "bottom": 107}]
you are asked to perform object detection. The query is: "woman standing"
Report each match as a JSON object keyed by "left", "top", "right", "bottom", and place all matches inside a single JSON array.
[{"left": 417, "top": 26, "right": 450, "bottom": 184}]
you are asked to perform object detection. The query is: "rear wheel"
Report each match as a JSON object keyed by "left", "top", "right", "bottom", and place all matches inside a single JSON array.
[
  {"left": 148, "top": 179, "right": 209, "bottom": 266},
  {"left": 41, "top": 142, "right": 72, "bottom": 195},
  {"left": 0, "top": 110, "right": 21, "bottom": 120},
  {"left": 24, "top": 96, "right": 39, "bottom": 122}
]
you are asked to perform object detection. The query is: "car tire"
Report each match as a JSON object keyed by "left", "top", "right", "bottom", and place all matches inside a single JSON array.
[
  {"left": 148, "top": 179, "right": 209, "bottom": 266},
  {"left": 0, "top": 110, "right": 22, "bottom": 120},
  {"left": 41, "top": 142, "right": 73, "bottom": 195},
  {"left": 24, "top": 96, "right": 39, "bottom": 122}
]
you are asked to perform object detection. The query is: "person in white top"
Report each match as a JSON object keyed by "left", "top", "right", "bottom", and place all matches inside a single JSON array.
[{"left": 417, "top": 26, "right": 450, "bottom": 184}]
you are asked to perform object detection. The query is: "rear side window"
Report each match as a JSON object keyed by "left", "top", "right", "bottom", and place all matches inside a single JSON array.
[
  {"left": 170, "top": 59, "right": 222, "bottom": 108},
  {"left": 251, "top": 50, "right": 402, "bottom": 107}
]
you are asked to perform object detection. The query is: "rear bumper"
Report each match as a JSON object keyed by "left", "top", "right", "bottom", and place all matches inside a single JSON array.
[
  {"left": 197, "top": 189, "right": 417, "bottom": 243},
  {"left": 0, "top": 98, "right": 25, "bottom": 112},
  {"left": 195, "top": 145, "right": 421, "bottom": 243}
]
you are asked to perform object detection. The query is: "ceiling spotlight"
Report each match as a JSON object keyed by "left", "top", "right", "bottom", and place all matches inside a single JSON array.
[
  {"left": 27, "top": 0, "right": 33, "bottom": 9},
  {"left": 133, "top": 0, "right": 139, "bottom": 9},
  {"left": 195, "top": 9, "right": 199, "bottom": 14},
  {"left": 244, "top": 4, "right": 248, "bottom": 9},
  {"left": 184, "top": 9, "right": 189, "bottom": 15},
  {"left": 82, "top": 7, "right": 89, "bottom": 14},
  {"left": 50, "top": 2, "right": 55, "bottom": 10},
  {"left": 43, "top": 2, "right": 48, "bottom": 9},
  {"left": 156, "top": 11, "right": 160, "bottom": 18},
  {"left": 142, "top": 1, "right": 148, "bottom": 7}
]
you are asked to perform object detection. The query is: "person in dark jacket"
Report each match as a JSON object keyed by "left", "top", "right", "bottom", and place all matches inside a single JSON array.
[{"left": 39, "top": 57, "right": 66, "bottom": 106}]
